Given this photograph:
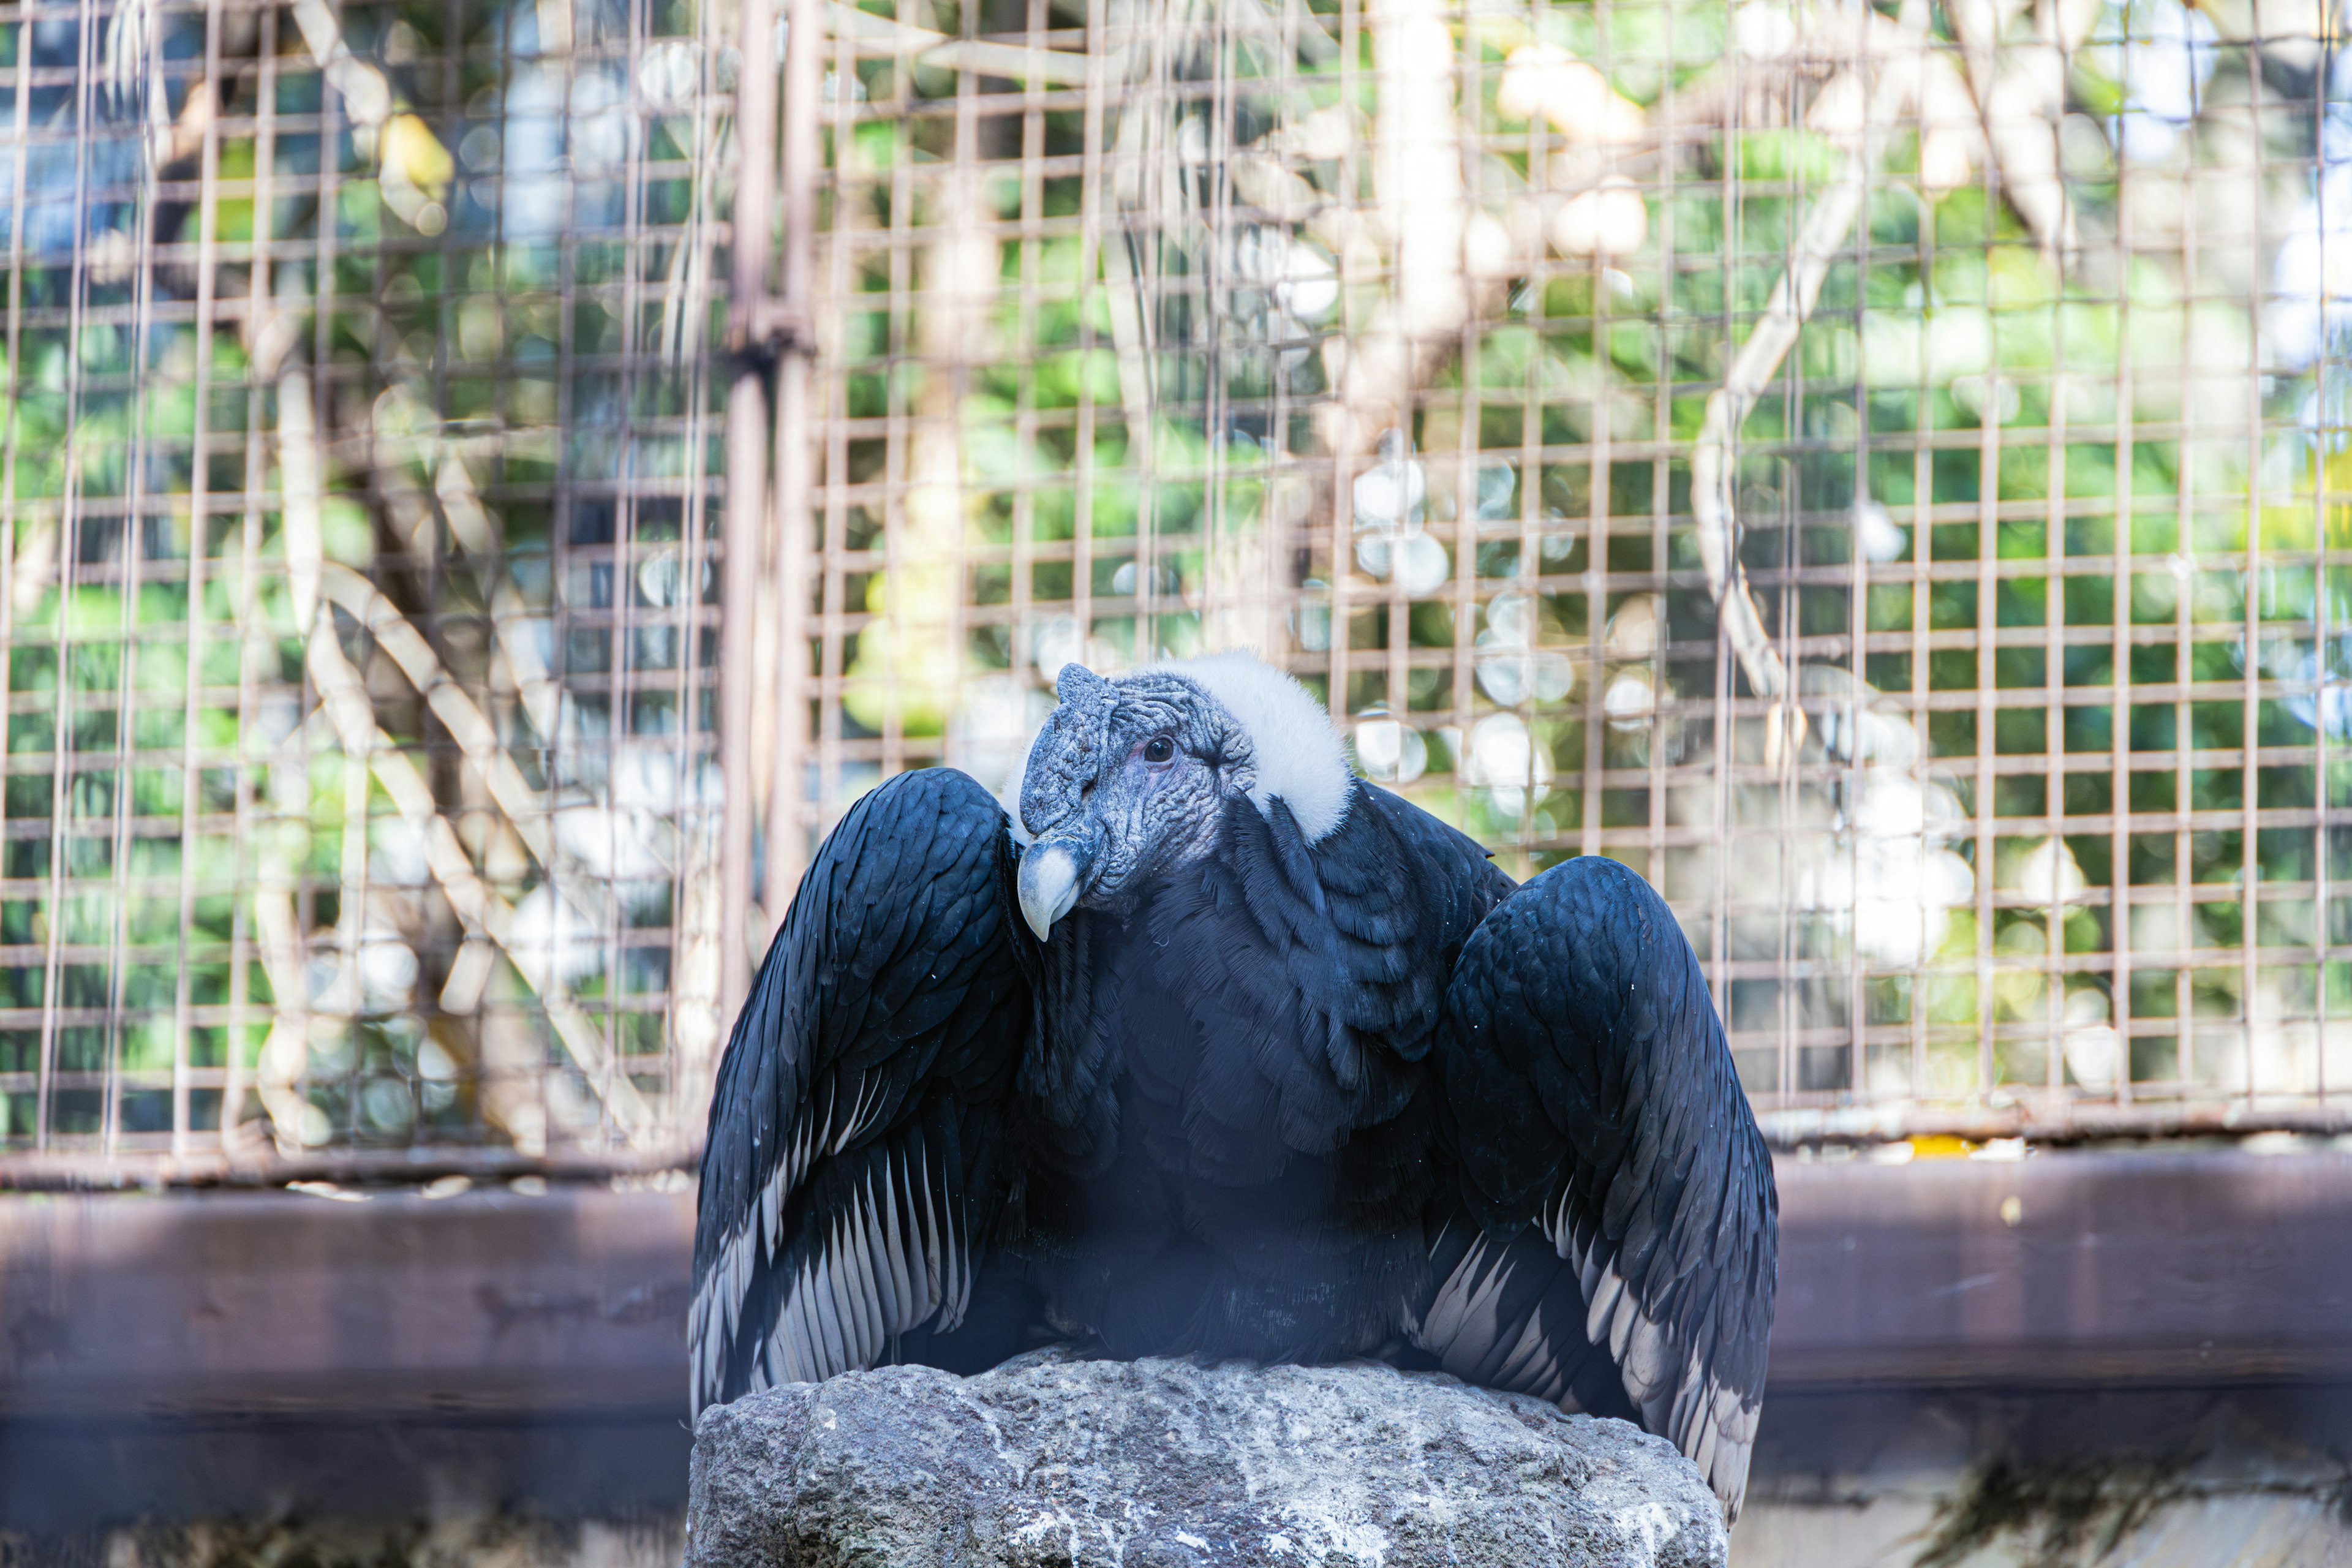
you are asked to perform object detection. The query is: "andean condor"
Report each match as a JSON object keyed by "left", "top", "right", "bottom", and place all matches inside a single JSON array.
[{"left": 690, "top": 654, "right": 1778, "bottom": 1518}]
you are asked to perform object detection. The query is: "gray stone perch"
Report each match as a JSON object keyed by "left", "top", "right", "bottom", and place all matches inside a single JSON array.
[{"left": 686, "top": 1351, "right": 1729, "bottom": 1567}]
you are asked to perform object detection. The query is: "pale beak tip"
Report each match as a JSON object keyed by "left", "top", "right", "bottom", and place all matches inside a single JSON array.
[{"left": 1017, "top": 844, "right": 1080, "bottom": 941}]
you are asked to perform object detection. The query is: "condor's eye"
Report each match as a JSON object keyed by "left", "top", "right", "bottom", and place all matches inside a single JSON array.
[{"left": 1143, "top": 736, "right": 1175, "bottom": 764}]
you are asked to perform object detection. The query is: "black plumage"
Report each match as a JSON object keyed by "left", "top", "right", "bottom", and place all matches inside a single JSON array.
[
  {"left": 692, "top": 663, "right": 1778, "bottom": 1519},
  {"left": 690, "top": 772, "right": 1030, "bottom": 1395}
]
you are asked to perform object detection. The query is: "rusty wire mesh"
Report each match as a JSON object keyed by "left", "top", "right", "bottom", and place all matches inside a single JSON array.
[
  {"left": 769, "top": 0, "right": 2352, "bottom": 1149},
  {"left": 6, "top": 0, "right": 2352, "bottom": 1177},
  {"left": 0, "top": 0, "right": 732, "bottom": 1172}
]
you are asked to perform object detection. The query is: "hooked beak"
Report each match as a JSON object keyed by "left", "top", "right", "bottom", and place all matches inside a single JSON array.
[{"left": 1017, "top": 834, "right": 1094, "bottom": 940}]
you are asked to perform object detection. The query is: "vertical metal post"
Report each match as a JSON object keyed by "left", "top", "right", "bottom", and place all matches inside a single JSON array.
[
  {"left": 721, "top": 0, "right": 780, "bottom": 1020},
  {"left": 766, "top": 0, "right": 820, "bottom": 933}
]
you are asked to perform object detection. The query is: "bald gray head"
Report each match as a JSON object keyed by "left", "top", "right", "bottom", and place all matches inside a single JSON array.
[{"left": 1013, "top": 654, "right": 1351, "bottom": 940}]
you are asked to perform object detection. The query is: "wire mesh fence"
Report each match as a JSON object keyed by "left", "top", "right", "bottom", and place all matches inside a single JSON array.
[
  {"left": 0, "top": 0, "right": 733, "bottom": 1170},
  {"left": 5, "top": 0, "right": 2350, "bottom": 1177}
]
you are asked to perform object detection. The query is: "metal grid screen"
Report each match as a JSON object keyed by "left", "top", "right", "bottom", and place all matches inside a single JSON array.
[
  {"left": 0, "top": 0, "right": 732, "bottom": 1170},
  {"left": 772, "top": 0, "right": 2352, "bottom": 1148},
  {"left": 9, "top": 0, "right": 2352, "bottom": 1175}
]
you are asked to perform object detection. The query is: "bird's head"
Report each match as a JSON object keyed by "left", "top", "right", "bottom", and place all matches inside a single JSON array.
[{"left": 1011, "top": 654, "right": 1351, "bottom": 940}]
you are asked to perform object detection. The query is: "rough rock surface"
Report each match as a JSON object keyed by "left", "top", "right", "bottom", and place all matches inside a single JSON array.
[{"left": 687, "top": 1350, "right": 1728, "bottom": 1568}]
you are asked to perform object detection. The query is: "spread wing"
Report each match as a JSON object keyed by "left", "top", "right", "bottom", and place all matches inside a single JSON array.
[
  {"left": 1422, "top": 854, "right": 1778, "bottom": 1521},
  {"left": 690, "top": 769, "right": 1034, "bottom": 1414}
]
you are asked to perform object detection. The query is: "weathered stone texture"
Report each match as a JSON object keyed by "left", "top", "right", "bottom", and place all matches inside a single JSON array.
[{"left": 687, "top": 1351, "right": 1727, "bottom": 1568}]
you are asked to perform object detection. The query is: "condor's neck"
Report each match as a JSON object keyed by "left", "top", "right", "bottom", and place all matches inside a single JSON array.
[{"left": 1025, "top": 788, "right": 1348, "bottom": 1038}]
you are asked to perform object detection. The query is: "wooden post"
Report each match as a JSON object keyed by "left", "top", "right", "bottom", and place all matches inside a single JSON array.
[{"left": 718, "top": 0, "right": 780, "bottom": 1019}]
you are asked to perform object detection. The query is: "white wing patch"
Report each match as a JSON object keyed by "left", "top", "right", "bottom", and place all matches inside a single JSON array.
[
  {"left": 688, "top": 1077, "right": 968, "bottom": 1415},
  {"left": 1156, "top": 652, "right": 1351, "bottom": 843},
  {"left": 1692, "top": 1378, "right": 1758, "bottom": 1521},
  {"left": 1428, "top": 1207, "right": 1759, "bottom": 1520},
  {"left": 1570, "top": 1246, "right": 1759, "bottom": 1523},
  {"left": 1411, "top": 1227, "right": 1581, "bottom": 1410},
  {"left": 1415, "top": 1232, "right": 1507, "bottom": 1362}
]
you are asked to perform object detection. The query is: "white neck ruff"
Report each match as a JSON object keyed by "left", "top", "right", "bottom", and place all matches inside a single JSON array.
[{"left": 1156, "top": 652, "right": 1351, "bottom": 843}]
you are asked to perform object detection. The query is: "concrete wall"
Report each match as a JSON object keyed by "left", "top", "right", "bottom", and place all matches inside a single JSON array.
[{"left": 7, "top": 1148, "right": 2352, "bottom": 1565}]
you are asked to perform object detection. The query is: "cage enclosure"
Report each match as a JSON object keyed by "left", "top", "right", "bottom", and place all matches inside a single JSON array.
[{"left": 4, "top": 0, "right": 2350, "bottom": 1178}]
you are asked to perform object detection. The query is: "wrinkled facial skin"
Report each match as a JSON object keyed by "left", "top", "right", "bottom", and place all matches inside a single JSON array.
[{"left": 1015, "top": 664, "right": 1254, "bottom": 936}]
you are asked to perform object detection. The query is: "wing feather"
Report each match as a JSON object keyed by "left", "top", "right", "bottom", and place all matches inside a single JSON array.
[
  {"left": 1412, "top": 1219, "right": 1605, "bottom": 1414},
  {"left": 690, "top": 770, "right": 1033, "bottom": 1414},
  {"left": 872, "top": 1167, "right": 910, "bottom": 1333},
  {"left": 1433, "top": 855, "right": 1778, "bottom": 1522},
  {"left": 1583, "top": 1259, "right": 1627, "bottom": 1345}
]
